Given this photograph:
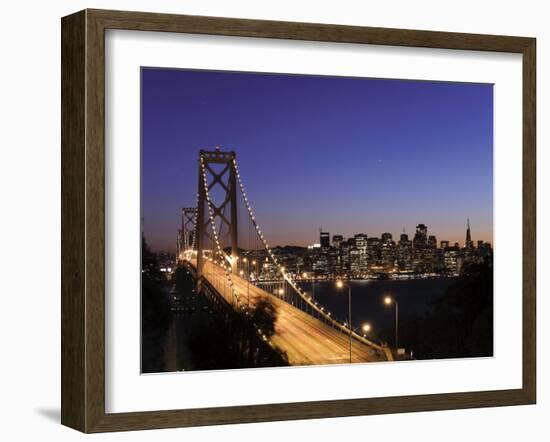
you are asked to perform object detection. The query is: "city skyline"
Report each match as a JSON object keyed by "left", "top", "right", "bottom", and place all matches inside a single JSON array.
[
  {"left": 273, "top": 219, "right": 490, "bottom": 250},
  {"left": 142, "top": 68, "right": 493, "bottom": 252}
]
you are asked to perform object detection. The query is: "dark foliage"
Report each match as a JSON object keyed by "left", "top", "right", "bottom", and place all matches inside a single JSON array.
[
  {"left": 141, "top": 235, "right": 161, "bottom": 279},
  {"left": 250, "top": 298, "right": 278, "bottom": 338},
  {"left": 187, "top": 295, "right": 288, "bottom": 370},
  {"left": 141, "top": 236, "right": 173, "bottom": 373},
  {"left": 398, "top": 259, "right": 493, "bottom": 360},
  {"left": 174, "top": 265, "right": 195, "bottom": 294}
]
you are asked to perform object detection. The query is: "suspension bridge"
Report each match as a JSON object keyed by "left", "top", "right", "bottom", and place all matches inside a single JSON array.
[{"left": 177, "top": 147, "right": 392, "bottom": 365}]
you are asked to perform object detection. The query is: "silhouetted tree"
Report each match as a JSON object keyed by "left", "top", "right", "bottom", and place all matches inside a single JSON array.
[
  {"left": 398, "top": 259, "right": 493, "bottom": 360},
  {"left": 186, "top": 295, "right": 288, "bottom": 370},
  {"left": 251, "top": 298, "right": 278, "bottom": 338},
  {"left": 142, "top": 234, "right": 161, "bottom": 279},
  {"left": 141, "top": 235, "right": 173, "bottom": 372}
]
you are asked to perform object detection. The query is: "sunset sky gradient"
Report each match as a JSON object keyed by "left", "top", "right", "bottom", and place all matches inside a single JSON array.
[{"left": 141, "top": 68, "right": 493, "bottom": 252}]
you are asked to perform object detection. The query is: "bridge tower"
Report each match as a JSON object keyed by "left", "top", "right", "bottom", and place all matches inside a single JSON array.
[
  {"left": 196, "top": 147, "right": 239, "bottom": 281},
  {"left": 181, "top": 207, "right": 197, "bottom": 251},
  {"left": 176, "top": 229, "right": 182, "bottom": 263}
]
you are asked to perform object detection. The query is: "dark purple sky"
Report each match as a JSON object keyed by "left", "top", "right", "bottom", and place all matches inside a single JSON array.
[{"left": 141, "top": 68, "right": 493, "bottom": 252}]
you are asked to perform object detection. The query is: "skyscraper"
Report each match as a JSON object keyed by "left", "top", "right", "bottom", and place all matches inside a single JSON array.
[
  {"left": 426, "top": 235, "right": 440, "bottom": 272},
  {"left": 354, "top": 233, "right": 368, "bottom": 273},
  {"left": 340, "top": 239, "right": 352, "bottom": 275},
  {"left": 320, "top": 230, "right": 330, "bottom": 248},
  {"left": 397, "top": 233, "right": 413, "bottom": 271},
  {"left": 413, "top": 224, "right": 428, "bottom": 247},
  {"left": 413, "top": 224, "right": 428, "bottom": 272},
  {"left": 349, "top": 247, "right": 361, "bottom": 277},
  {"left": 380, "top": 233, "right": 396, "bottom": 270},
  {"left": 366, "top": 236, "right": 381, "bottom": 270},
  {"left": 465, "top": 218, "right": 473, "bottom": 249}
]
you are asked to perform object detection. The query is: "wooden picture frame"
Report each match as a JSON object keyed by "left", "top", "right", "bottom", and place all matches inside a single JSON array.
[{"left": 61, "top": 8, "right": 536, "bottom": 433}]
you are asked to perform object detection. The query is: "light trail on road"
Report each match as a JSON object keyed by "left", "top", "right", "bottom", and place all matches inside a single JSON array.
[{"left": 202, "top": 261, "right": 385, "bottom": 366}]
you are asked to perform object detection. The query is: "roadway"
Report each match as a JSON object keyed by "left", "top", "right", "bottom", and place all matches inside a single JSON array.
[{"left": 200, "top": 261, "right": 386, "bottom": 366}]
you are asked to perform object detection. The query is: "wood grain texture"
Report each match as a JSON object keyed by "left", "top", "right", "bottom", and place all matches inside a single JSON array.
[
  {"left": 89, "top": 8, "right": 533, "bottom": 52},
  {"left": 522, "top": 38, "right": 536, "bottom": 403},
  {"left": 60, "top": 9, "right": 537, "bottom": 433},
  {"left": 85, "top": 9, "right": 107, "bottom": 432},
  {"left": 61, "top": 10, "right": 86, "bottom": 432}
]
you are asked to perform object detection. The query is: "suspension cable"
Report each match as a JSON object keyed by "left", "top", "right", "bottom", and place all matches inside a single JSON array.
[
  {"left": 232, "top": 157, "right": 383, "bottom": 352},
  {"left": 199, "top": 156, "right": 275, "bottom": 346}
]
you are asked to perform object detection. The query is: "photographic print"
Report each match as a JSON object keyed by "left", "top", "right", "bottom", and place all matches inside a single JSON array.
[{"left": 140, "top": 68, "right": 494, "bottom": 373}]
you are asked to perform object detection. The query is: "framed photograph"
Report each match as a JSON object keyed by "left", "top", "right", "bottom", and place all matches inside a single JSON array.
[{"left": 61, "top": 9, "right": 536, "bottom": 432}]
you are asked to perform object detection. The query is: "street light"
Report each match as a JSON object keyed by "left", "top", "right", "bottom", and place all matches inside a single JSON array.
[
  {"left": 384, "top": 295, "right": 399, "bottom": 349},
  {"left": 335, "top": 280, "right": 352, "bottom": 363},
  {"left": 362, "top": 323, "right": 371, "bottom": 334},
  {"left": 251, "top": 260, "right": 257, "bottom": 280}
]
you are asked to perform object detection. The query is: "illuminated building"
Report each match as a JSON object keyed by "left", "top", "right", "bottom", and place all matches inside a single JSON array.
[
  {"left": 397, "top": 233, "right": 413, "bottom": 271},
  {"left": 366, "top": 236, "right": 381, "bottom": 270},
  {"left": 349, "top": 247, "right": 361, "bottom": 277},
  {"left": 354, "top": 233, "right": 368, "bottom": 273},
  {"left": 380, "top": 233, "right": 396, "bottom": 270},
  {"left": 340, "top": 239, "right": 352, "bottom": 275},
  {"left": 412, "top": 224, "right": 428, "bottom": 272},
  {"left": 444, "top": 246, "right": 460, "bottom": 275}
]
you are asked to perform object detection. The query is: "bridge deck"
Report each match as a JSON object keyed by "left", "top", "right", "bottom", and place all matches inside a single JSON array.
[{"left": 200, "top": 261, "right": 386, "bottom": 366}]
